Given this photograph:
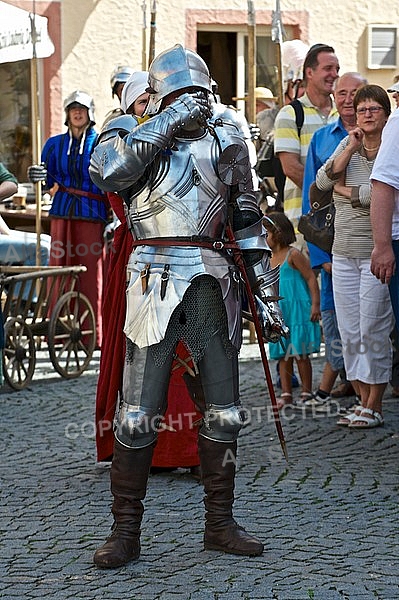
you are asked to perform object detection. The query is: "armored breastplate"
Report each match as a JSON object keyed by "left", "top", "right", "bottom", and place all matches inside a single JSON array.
[{"left": 127, "top": 133, "right": 228, "bottom": 240}]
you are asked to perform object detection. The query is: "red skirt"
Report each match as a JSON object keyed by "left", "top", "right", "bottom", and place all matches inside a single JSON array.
[
  {"left": 152, "top": 346, "right": 201, "bottom": 468},
  {"left": 49, "top": 218, "right": 104, "bottom": 347}
]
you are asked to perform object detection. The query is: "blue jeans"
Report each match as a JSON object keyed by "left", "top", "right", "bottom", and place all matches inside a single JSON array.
[{"left": 321, "top": 308, "right": 344, "bottom": 373}]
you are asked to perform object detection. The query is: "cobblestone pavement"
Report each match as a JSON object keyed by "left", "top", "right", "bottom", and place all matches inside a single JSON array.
[{"left": 1, "top": 342, "right": 399, "bottom": 600}]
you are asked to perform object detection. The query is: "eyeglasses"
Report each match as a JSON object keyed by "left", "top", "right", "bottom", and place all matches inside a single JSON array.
[{"left": 356, "top": 106, "right": 384, "bottom": 115}]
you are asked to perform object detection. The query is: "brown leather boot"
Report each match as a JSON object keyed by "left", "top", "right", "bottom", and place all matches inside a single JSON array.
[
  {"left": 94, "top": 441, "right": 154, "bottom": 568},
  {"left": 199, "top": 436, "right": 264, "bottom": 556}
]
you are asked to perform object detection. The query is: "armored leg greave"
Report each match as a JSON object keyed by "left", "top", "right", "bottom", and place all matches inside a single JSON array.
[
  {"left": 93, "top": 440, "right": 154, "bottom": 568},
  {"left": 198, "top": 436, "right": 264, "bottom": 556}
]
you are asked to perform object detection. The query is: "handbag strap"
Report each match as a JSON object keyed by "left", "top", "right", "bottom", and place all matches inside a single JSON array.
[{"left": 309, "top": 182, "right": 333, "bottom": 210}]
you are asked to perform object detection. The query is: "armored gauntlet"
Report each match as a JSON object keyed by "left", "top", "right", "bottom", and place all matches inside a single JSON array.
[
  {"left": 27, "top": 163, "right": 47, "bottom": 183},
  {"left": 235, "top": 218, "right": 289, "bottom": 343},
  {"left": 127, "top": 91, "right": 212, "bottom": 150},
  {"left": 163, "top": 91, "right": 212, "bottom": 132},
  {"left": 250, "top": 255, "right": 289, "bottom": 343}
]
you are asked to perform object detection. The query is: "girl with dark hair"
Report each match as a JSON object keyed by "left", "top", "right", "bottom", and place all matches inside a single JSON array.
[{"left": 264, "top": 211, "right": 321, "bottom": 410}]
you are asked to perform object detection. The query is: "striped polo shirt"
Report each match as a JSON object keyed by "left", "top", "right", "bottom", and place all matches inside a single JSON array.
[{"left": 274, "top": 93, "right": 338, "bottom": 231}]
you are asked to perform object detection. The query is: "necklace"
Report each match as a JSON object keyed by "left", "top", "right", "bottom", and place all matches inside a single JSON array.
[{"left": 363, "top": 143, "right": 380, "bottom": 152}]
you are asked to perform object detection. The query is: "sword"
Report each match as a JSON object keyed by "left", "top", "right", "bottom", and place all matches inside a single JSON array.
[{"left": 226, "top": 225, "right": 289, "bottom": 462}]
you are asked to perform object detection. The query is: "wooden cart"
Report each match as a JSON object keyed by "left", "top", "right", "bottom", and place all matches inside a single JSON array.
[{"left": 0, "top": 265, "right": 96, "bottom": 390}]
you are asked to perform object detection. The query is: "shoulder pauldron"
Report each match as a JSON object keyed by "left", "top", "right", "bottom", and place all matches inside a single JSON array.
[{"left": 210, "top": 120, "right": 253, "bottom": 192}]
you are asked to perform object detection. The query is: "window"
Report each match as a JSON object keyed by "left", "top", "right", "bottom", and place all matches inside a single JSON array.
[
  {"left": 238, "top": 33, "right": 279, "bottom": 99},
  {"left": 368, "top": 25, "right": 397, "bottom": 69},
  {"left": 0, "top": 60, "right": 32, "bottom": 182}
]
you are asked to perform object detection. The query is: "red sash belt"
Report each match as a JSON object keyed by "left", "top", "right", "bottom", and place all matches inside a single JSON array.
[{"left": 58, "top": 185, "right": 106, "bottom": 202}]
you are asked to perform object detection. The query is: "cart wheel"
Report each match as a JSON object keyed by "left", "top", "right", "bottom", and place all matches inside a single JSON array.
[
  {"left": 48, "top": 291, "right": 96, "bottom": 378},
  {"left": 3, "top": 317, "right": 36, "bottom": 390}
]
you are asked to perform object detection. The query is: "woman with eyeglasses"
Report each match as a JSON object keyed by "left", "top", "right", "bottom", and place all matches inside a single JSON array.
[{"left": 316, "top": 84, "right": 393, "bottom": 429}]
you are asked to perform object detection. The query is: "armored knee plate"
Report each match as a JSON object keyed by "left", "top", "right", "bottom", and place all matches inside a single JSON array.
[
  {"left": 200, "top": 403, "right": 243, "bottom": 443},
  {"left": 114, "top": 403, "right": 161, "bottom": 449}
]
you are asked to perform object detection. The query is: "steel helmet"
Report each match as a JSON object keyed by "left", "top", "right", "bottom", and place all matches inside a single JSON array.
[
  {"left": 64, "top": 90, "right": 95, "bottom": 125},
  {"left": 110, "top": 65, "right": 134, "bottom": 96},
  {"left": 145, "top": 44, "right": 212, "bottom": 114}
]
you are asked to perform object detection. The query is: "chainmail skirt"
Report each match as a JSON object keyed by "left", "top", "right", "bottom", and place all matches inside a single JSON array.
[{"left": 148, "top": 274, "right": 237, "bottom": 367}]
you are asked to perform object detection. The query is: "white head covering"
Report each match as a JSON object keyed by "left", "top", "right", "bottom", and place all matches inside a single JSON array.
[
  {"left": 120, "top": 71, "right": 149, "bottom": 113},
  {"left": 281, "top": 40, "right": 310, "bottom": 82}
]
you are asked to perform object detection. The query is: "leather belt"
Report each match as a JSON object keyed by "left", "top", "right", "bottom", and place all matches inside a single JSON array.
[{"left": 130, "top": 236, "right": 238, "bottom": 251}]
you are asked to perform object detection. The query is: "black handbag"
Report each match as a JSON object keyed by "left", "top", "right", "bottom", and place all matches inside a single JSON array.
[{"left": 298, "top": 182, "right": 335, "bottom": 254}]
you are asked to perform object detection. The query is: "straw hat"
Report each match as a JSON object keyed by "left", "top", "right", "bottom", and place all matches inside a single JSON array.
[{"left": 233, "top": 86, "right": 277, "bottom": 102}]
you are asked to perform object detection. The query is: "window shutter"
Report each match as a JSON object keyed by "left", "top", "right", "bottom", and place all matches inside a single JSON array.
[{"left": 368, "top": 25, "right": 397, "bottom": 69}]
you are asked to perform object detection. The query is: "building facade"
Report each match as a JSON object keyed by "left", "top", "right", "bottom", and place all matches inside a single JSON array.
[{"left": 1, "top": 0, "right": 399, "bottom": 180}]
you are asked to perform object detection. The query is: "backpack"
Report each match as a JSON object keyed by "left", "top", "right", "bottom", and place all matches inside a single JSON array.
[{"left": 256, "top": 99, "right": 304, "bottom": 205}]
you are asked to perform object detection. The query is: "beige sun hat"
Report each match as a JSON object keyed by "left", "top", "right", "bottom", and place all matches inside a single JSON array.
[
  {"left": 233, "top": 86, "right": 277, "bottom": 102},
  {"left": 255, "top": 87, "right": 278, "bottom": 101}
]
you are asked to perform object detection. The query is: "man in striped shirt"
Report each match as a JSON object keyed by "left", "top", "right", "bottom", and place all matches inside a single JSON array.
[{"left": 274, "top": 43, "right": 340, "bottom": 246}]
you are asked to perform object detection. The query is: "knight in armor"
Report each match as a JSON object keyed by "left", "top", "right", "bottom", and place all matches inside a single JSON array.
[{"left": 89, "top": 44, "right": 287, "bottom": 568}]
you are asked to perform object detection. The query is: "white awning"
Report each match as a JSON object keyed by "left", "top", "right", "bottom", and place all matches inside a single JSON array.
[{"left": 0, "top": 1, "right": 54, "bottom": 63}]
